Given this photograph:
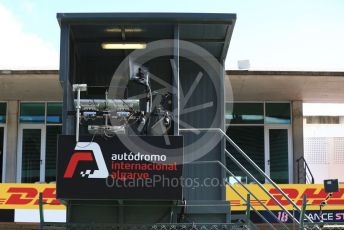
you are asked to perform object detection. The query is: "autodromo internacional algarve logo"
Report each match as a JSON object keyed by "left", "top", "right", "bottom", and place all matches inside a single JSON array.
[{"left": 63, "top": 142, "right": 108, "bottom": 179}]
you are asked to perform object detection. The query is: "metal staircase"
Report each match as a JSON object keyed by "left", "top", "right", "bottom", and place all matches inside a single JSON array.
[{"left": 180, "top": 128, "right": 320, "bottom": 230}]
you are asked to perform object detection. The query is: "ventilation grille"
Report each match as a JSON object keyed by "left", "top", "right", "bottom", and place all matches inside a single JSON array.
[
  {"left": 304, "top": 137, "right": 329, "bottom": 164},
  {"left": 334, "top": 137, "right": 344, "bottom": 164}
]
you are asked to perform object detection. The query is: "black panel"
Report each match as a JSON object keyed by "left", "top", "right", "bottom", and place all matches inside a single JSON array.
[
  {"left": 179, "top": 57, "right": 223, "bottom": 200},
  {"left": 0, "top": 209, "right": 14, "bottom": 222},
  {"left": 179, "top": 58, "right": 219, "bottom": 128},
  {"left": 57, "top": 135, "right": 183, "bottom": 200}
]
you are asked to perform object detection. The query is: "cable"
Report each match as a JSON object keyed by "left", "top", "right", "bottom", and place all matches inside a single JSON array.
[
  {"left": 75, "top": 133, "right": 96, "bottom": 148},
  {"left": 119, "top": 99, "right": 132, "bottom": 110},
  {"left": 103, "top": 126, "right": 118, "bottom": 138}
]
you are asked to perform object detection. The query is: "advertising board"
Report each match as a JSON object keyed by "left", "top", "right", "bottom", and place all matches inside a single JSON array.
[
  {"left": 227, "top": 184, "right": 344, "bottom": 211},
  {"left": 57, "top": 135, "right": 183, "bottom": 200},
  {"left": 0, "top": 183, "right": 64, "bottom": 210},
  {"left": 250, "top": 210, "right": 344, "bottom": 223}
]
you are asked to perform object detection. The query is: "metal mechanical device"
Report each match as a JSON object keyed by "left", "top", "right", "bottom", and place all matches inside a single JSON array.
[{"left": 73, "top": 60, "right": 172, "bottom": 141}]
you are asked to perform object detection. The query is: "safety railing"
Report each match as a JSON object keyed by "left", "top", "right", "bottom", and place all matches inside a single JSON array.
[
  {"left": 189, "top": 160, "right": 287, "bottom": 230},
  {"left": 296, "top": 156, "right": 315, "bottom": 184},
  {"left": 179, "top": 128, "right": 319, "bottom": 229},
  {"left": 7, "top": 222, "right": 253, "bottom": 230}
]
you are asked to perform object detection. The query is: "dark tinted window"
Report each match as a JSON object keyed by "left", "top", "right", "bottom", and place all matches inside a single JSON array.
[
  {"left": 226, "top": 103, "right": 264, "bottom": 124},
  {"left": 20, "top": 103, "right": 45, "bottom": 123},
  {"left": 21, "top": 129, "right": 41, "bottom": 183},
  {"left": 226, "top": 126, "right": 265, "bottom": 183},
  {"left": 45, "top": 126, "right": 62, "bottom": 182},
  {"left": 269, "top": 129, "right": 289, "bottom": 183},
  {"left": 265, "top": 103, "right": 291, "bottom": 124},
  {"left": 0, "top": 103, "right": 6, "bottom": 123},
  {"left": 47, "top": 103, "right": 62, "bottom": 124}
]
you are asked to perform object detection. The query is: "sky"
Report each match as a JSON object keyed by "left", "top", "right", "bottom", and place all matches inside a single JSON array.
[{"left": 0, "top": 0, "right": 343, "bottom": 71}]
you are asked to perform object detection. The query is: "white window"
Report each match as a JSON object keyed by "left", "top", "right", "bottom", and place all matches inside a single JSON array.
[{"left": 17, "top": 102, "right": 62, "bottom": 183}]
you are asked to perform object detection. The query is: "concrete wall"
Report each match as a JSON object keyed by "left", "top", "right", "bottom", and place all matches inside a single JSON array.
[
  {"left": 292, "top": 101, "right": 305, "bottom": 183},
  {"left": 226, "top": 71, "right": 344, "bottom": 103},
  {"left": 4, "top": 101, "right": 18, "bottom": 182},
  {"left": 304, "top": 123, "right": 344, "bottom": 183},
  {"left": 0, "top": 71, "right": 61, "bottom": 101}
]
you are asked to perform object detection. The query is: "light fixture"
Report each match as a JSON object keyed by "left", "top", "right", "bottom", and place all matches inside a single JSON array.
[
  {"left": 124, "top": 28, "right": 143, "bottom": 33},
  {"left": 101, "top": 43, "right": 146, "bottom": 49},
  {"left": 104, "top": 28, "right": 143, "bottom": 33},
  {"left": 104, "top": 28, "right": 121, "bottom": 33}
]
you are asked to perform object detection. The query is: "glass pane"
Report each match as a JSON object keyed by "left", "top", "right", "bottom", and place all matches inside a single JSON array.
[
  {"left": 226, "top": 103, "right": 264, "bottom": 124},
  {"left": 22, "top": 129, "right": 41, "bottom": 183},
  {"left": 45, "top": 126, "right": 61, "bottom": 183},
  {"left": 0, "top": 127, "right": 3, "bottom": 182},
  {"left": 265, "top": 103, "right": 291, "bottom": 124},
  {"left": 269, "top": 129, "right": 289, "bottom": 183},
  {"left": 0, "top": 103, "right": 6, "bottom": 123},
  {"left": 47, "top": 103, "right": 62, "bottom": 124},
  {"left": 20, "top": 103, "right": 45, "bottom": 123},
  {"left": 226, "top": 126, "right": 265, "bottom": 183}
]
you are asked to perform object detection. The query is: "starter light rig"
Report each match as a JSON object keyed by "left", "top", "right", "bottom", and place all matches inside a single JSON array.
[{"left": 73, "top": 60, "right": 172, "bottom": 142}]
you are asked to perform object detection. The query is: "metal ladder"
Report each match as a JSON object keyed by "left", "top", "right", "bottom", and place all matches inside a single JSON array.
[{"left": 180, "top": 128, "right": 320, "bottom": 230}]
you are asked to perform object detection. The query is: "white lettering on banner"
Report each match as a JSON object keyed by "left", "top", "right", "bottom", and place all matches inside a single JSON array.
[{"left": 111, "top": 152, "right": 167, "bottom": 162}]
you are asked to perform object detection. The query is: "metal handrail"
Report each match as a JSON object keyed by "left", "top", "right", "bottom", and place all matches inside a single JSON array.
[
  {"left": 226, "top": 167, "right": 286, "bottom": 229},
  {"left": 179, "top": 128, "right": 318, "bottom": 227},
  {"left": 304, "top": 159, "right": 314, "bottom": 184},
  {"left": 296, "top": 156, "right": 315, "bottom": 184},
  {"left": 229, "top": 184, "right": 273, "bottom": 230},
  {"left": 225, "top": 149, "right": 299, "bottom": 225},
  {"left": 188, "top": 160, "right": 284, "bottom": 230},
  {"left": 187, "top": 150, "right": 299, "bottom": 226}
]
